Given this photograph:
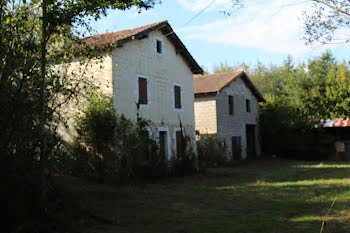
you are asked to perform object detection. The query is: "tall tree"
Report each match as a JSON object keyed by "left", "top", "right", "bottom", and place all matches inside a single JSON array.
[{"left": 1, "top": 0, "right": 159, "bottom": 213}]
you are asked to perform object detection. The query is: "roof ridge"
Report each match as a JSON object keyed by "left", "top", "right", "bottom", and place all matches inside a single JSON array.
[
  {"left": 83, "top": 20, "right": 168, "bottom": 39},
  {"left": 195, "top": 70, "right": 243, "bottom": 79}
]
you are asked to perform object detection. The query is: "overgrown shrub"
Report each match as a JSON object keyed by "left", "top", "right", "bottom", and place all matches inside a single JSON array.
[
  {"left": 74, "top": 91, "right": 200, "bottom": 180},
  {"left": 170, "top": 127, "right": 198, "bottom": 176},
  {"left": 116, "top": 115, "right": 166, "bottom": 181},
  {"left": 197, "top": 135, "right": 228, "bottom": 167},
  {"left": 74, "top": 91, "right": 167, "bottom": 181}
]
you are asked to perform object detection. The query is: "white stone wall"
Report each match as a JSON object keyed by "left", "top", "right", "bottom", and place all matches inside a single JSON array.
[
  {"left": 111, "top": 30, "right": 197, "bottom": 155},
  {"left": 216, "top": 77, "right": 261, "bottom": 160},
  {"left": 194, "top": 95, "right": 218, "bottom": 135}
]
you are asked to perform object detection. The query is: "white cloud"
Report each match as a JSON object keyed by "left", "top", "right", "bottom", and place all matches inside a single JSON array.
[
  {"left": 177, "top": 0, "right": 234, "bottom": 12},
  {"left": 179, "top": 0, "right": 336, "bottom": 56}
]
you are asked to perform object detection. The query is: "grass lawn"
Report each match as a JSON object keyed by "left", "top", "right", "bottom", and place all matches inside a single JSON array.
[{"left": 67, "top": 159, "right": 350, "bottom": 233}]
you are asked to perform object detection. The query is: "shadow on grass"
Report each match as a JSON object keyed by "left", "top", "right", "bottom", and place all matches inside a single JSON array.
[{"left": 70, "top": 159, "right": 350, "bottom": 233}]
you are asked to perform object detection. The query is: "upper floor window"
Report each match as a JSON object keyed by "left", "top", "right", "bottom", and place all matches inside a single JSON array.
[
  {"left": 174, "top": 85, "right": 182, "bottom": 110},
  {"left": 228, "top": 95, "right": 234, "bottom": 115},
  {"left": 154, "top": 37, "right": 165, "bottom": 56},
  {"left": 156, "top": 40, "right": 162, "bottom": 54},
  {"left": 246, "top": 99, "right": 251, "bottom": 112}
]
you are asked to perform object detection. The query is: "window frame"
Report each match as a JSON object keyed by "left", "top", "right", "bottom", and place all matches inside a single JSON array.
[{"left": 154, "top": 36, "right": 165, "bottom": 57}]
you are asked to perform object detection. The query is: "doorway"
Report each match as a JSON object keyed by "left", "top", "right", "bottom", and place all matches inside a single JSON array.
[
  {"left": 246, "top": 125, "right": 256, "bottom": 159},
  {"left": 231, "top": 136, "right": 242, "bottom": 161},
  {"left": 158, "top": 129, "right": 169, "bottom": 160}
]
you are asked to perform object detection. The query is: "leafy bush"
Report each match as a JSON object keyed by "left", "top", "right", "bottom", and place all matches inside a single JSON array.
[
  {"left": 197, "top": 135, "right": 228, "bottom": 167},
  {"left": 74, "top": 91, "right": 167, "bottom": 181},
  {"left": 170, "top": 128, "right": 198, "bottom": 176},
  {"left": 116, "top": 115, "right": 166, "bottom": 181}
]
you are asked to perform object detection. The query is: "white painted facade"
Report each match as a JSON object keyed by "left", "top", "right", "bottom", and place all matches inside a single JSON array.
[
  {"left": 110, "top": 30, "right": 197, "bottom": 157},
  {"left": 59, "top": 28, "right": 198, "bottom": 158}
]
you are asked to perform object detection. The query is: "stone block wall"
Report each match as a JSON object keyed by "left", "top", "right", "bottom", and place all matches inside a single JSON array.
[{"left": 216, "top": 77, "right": 261, "bottom": 160}]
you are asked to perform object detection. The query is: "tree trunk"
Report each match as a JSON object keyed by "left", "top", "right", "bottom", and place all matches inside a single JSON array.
[{"left": 39, "top": 0, "right": 48, "bottom": 212}]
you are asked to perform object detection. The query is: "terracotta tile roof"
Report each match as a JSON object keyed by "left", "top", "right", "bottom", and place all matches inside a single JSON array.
[
  {"left": 82, "top": 20, "right": 203, "bottom": 74},
  {"left": 83, "top": 20, "right": 167, "bottom": 48},
  {"left": 194, "top": 71, "right": 265, "bottom": 102}
]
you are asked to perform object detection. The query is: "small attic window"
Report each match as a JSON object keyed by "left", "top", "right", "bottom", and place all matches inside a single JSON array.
[
  {"left": 154, "top": 37, "right": 165, "bottom": 56},
  {"left": 156, "top": 40, "right": 162, "bottom": 54}
]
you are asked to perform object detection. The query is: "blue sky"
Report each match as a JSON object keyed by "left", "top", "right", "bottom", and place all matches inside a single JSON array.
[{"left": 87, "top": 0, "right": 350, "bottom": 72}]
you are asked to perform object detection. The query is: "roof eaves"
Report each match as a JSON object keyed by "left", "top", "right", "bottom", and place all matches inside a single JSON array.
[{"left": 194, "top": 91, "right": 218, "bottom": 97}]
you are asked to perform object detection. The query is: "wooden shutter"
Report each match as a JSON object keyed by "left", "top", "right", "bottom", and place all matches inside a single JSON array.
[
  {"left": 174, "top": 85, "right": 181, "bottom": 109},
  {"left": 176, "top": 131, "right": 183, "bottom": 158},
  {"left": 229, "top": 95, "right": 233, "bottom": 115},
  {"left": 138, "top": 77, "right": 147, "bottom": 105}
]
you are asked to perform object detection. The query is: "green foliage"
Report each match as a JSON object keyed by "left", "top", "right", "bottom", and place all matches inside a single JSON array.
[
  {"left": 76, "top": 91, "right": 117, "bottom": 151},
  {"left": 116, "top": 115, "right": 166, "bottom": 181},
  {"left": 212, "top": 61, "right": 249, "bottom": 74},
  {"left": 245, "top": 52, "right": 348, "bottom": 159},
  {"left": 74, "top": 92, "right": 199, "bottom": 180},
  {"left": 203, "top": 52, "right": 348, "bottom": 159},
  {"left": 74, "top": 91, "right": 166, "bottom": 181},
  {"left": 197, "top": 135, "right": 228, "bottom": 167},
  {"left": 1, "top": 0, "right": 159, "bottom": 231},
  {"left": 170, "top": 127, "right": 198, "bottom": 176},
  {"left": 0, "top": 0, "right": 159, "bottom": 166}
]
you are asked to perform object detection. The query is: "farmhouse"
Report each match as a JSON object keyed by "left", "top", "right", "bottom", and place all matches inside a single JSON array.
[
  {"left": 60, "top": 20, "right": 203, "bottom": 159},
  {"left": 194, "top": 71, "right": 265, "bottom": 160}
]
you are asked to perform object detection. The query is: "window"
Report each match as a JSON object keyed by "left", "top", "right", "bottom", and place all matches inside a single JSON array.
[
  {"left": 138, "top": 77, "right": 148, "bottom": 105},
  {"left": 246, "top": 99, "right": 251, "bottom": 112},
  {"left": 228, "top": 95, "right": 234, "bottom": 115},
  {"left": 156, "top": 40, "right": 162, "bottom": 54},
  {"left": 154, "top": 37, "right": 164, "bottom": 56},
  {"left": 174, "top": 85, "right": 181, "bottom": 109}
]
